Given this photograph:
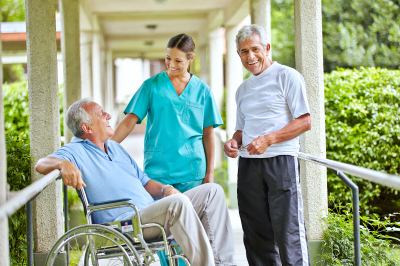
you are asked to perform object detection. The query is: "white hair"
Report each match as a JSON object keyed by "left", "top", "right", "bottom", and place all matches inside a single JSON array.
[
  {"left": 235, "top": 24, "right": 269, "bottom": 51},
  {"left": 66, "top": 98, "right": 93, "bottom": 138}
]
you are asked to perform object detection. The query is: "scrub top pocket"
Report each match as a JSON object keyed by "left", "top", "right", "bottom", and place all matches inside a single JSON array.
[
  {"left": 182, "top": 101, "right": 204, "bottom": 130},
  {"left": 186, "top": 140, "right": 206, "bottom": 178},
  {"left": 144, "top": 146, "right": 163, "bottom": 178}
]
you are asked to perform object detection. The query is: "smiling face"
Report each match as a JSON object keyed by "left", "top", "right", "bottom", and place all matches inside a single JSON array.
[
  {"left": 82, "top": 102, "right": 113, "bottom": 142},
  {"left": 165, "top": 47, "right": 194, "bottom": 76},
  {"left": 237, "top": 33, "right": 272, "bottom": 76}
]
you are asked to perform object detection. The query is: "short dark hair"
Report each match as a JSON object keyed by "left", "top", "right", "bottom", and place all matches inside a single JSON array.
[{"left": 167, "top": 34, "right": 195, "bottom": 60}]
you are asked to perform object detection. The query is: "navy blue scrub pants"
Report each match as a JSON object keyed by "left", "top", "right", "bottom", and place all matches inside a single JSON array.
[{"left": 237, "top": 156, "right": 310, "bottom": 266}]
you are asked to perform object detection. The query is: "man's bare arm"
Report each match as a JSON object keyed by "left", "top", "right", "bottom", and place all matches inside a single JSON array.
[
  {"left": 35, "top": 157, "right": 86, "bottom": 189},
  {"left": 247, "top": 113, "right": 311, "bottom": 155},
  {"left": 144, "top": 180, "right": 181, "bottom": 198}
]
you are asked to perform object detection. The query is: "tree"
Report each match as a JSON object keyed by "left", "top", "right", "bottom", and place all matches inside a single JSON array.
[
  {"left": 270, "top": 0, "right": 400, "bottom": 71},
  {"left": 322, "top": 0, "right": 400, "bottom": 71},
  {"left": 1, "top": 0, "right": 25, "bottom": 22},
  {"left": 271, "top": 0, "right": 296, "bottom": 69}
]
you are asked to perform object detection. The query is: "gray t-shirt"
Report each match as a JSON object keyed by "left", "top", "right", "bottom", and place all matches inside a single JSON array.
[{"left": 235, "top": 62, "right": 310, "bottom": 158}]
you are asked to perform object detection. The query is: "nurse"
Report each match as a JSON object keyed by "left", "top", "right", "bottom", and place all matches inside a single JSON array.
[{"left": 111, "top": 34, "right": 223, "bottom": 193}]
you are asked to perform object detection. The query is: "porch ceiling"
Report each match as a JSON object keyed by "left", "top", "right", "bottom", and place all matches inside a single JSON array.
[{"left": 85, "top": 0, "right": 247, "bottom": 59}]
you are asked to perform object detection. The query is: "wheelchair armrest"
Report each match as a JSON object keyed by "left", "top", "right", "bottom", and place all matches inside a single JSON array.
[
  {"left": 89, "top": 198, "right": 132, "bottom": 206},
  {"left": 87, "top": 199, "right": 138, "bottom": 213}
]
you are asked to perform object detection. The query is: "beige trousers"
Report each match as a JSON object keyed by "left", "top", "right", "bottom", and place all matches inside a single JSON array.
[{"left": 137, "top": 183, "right": 236, "bottom": 266}]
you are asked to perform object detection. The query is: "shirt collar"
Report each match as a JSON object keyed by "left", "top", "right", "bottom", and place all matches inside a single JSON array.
[
  {"left": 251, "top": 61, "right": 278, "bottom": 80},
  {"left": 70, "top": 137, "right": 110, "bottom": 150}
]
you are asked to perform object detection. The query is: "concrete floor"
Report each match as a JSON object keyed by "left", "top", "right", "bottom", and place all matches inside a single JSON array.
[{"left": 120, "top": 134, "right": 249, "bottom": 266}]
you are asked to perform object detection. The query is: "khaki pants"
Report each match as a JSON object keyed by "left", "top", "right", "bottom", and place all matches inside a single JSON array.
[{"left": 137, "top": 183, "right": 236, "bottom": 266}]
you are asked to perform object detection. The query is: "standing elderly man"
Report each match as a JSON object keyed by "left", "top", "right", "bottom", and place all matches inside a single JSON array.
[
  {"left": 35, "top": 98, "right": 237, "bottom": 266},
  {"left": 224, "top": 24, "right": 311, "bottom": 266}
]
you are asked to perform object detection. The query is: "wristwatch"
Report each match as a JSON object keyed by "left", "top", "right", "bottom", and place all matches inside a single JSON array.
[{"left": 161, "top": 185, "right": 173, "bottom": 195}]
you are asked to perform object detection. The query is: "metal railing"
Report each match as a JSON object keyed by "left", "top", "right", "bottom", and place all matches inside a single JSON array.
[
  {"left": 1, "top": 153, "right": 400, "bottom": 266},
  {"left": 0, "top": 170, "right": 65, "bottom": 266},
  {"left": 298, "top": 152, "right": 400, "bottom": 266}
]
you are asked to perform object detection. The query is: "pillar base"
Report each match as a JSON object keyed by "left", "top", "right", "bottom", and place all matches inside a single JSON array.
[
  {"left": 308, "top": 240, "right": 324, "bottom": 266},
  {"left": 34, "top": 251, "right": 67, "bottom": 266},
  {"left": 228, "top": 182, "right": 238, "bottom": 209}
]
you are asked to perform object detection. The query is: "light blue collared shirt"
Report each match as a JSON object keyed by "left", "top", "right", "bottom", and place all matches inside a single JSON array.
[{"left": 50, "top": 137, "right": 154, "bottom": 224}]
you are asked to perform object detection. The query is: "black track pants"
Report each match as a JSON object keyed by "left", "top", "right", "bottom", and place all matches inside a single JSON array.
[{"left": 237, "top": 156, "right": 310, "bottom": 266}]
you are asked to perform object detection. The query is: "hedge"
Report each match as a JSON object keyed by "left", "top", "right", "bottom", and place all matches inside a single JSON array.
[{"left": 325, "top": 67, "right": 400, "bottom": 215}]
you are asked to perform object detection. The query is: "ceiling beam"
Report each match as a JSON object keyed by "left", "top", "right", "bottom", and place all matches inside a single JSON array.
[
  {"left": 104, "top": 32, "right": 198, "bottom": 41},
  {"left": 98, "top": 11, "right": 208, "bottom": 22}
]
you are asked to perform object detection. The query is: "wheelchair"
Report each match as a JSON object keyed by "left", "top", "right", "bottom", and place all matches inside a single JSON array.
[{"left": 45, "top": 187, "right": 191, "bottom": 266}]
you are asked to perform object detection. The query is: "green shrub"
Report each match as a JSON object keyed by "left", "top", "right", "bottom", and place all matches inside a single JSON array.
[
  {"left": 6, "top": 134, "right": 33, "bottom": 265},
  {"left": 214, "top": 160, "right": 228, "bottom": 196},
  {"left": 3, "top": 80, "right": 30, "bottom": 135},
  {"left": 3, "top": 80, "right": 64, "bottom": 137},
  {"left": 317, "top": 202, "right": 400, "bottom": 265},
  {"left": 3, "top": 78, "right": 64, "bottom": 265},
  {"left": 325, "top": 67, "right": 400, "bottom": 215}
]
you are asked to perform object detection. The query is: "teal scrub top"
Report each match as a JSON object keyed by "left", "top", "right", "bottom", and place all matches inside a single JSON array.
[{"left": 124, "top": 72, "right": 223, "bottom": 185}]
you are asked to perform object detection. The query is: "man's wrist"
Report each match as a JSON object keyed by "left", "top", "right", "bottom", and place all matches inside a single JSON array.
[{"left": 161, "top": 185, "right": 173, "bottom": 195}]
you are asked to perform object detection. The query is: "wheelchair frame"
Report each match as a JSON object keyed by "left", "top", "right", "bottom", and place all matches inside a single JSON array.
[{"left": 45, "top": 187, "right": 190, "bottom": 266}]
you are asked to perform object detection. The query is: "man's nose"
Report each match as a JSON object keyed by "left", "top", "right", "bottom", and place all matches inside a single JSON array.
[
  {"left": 248, "top": 51, "right": 255, "bottom": 59},
  {"left": 106, "top": 112, "right": 111, "bottom": 120}
]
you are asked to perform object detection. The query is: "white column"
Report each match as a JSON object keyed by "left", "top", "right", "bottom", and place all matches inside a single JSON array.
[
  {"left": 105, "top": 50, "right": 114, "bottom": 114},
  {"left": 80, "top": 31, "right": 93, "bottom": 98},
  {"left": 60, "top": 0, "right": 81, "bottom": 144},
  {"left": 25, "top": 0, "right": 63, "bottom": 253},
  {"left": 198, "top": 45, "right": 209, "bottom": 85},
  {"left": 0, "top": 8, "right": 10, "bottom": 264},
  {"left": 208, "top": 28, "right": 224, "bottom": 112},
  {"left": 225, "top": 25, "right": 243, "bottom": 208},
  {"left": 294, "top": 0, "right": 327, "bottom": 258},
  {"left": 92, "top": 31, "right": 103, "bottom": 106},
  {"left": 250, "top": 0, "right": 272, "bottom": 58},
  {"left": 143, "top": 59, "right": 151, "bottom": 81},
  {"left": 208, "top": 28, "right": 224, "bottom": 169}
]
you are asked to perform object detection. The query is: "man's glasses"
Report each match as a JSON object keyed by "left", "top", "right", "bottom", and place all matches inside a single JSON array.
[{"left": 238, "top": 144, "right": 249, "bottom": 151}]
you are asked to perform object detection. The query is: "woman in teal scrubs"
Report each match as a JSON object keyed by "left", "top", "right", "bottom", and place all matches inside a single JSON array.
[{"left": 111, "top": 34, "right": 223, "bottom": 193}]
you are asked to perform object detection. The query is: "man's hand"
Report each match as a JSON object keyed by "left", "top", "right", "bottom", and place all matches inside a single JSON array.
[
  {"left": 247, "top": 135, "right": 273, "bottom": 155},
  {"left": 60, "top": 161, "right": 86, "bottom": 190},
  {"left": 224, "top": 139, "right": 239, "bottom": 158},
  {"left": 163, "top": 185, "right": 181, "bottom": 197},
  {"left": 35, "top": 157, "right": 86, "bottom": 190}
]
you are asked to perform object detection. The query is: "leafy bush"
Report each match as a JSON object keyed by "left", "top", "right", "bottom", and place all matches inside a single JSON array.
[
  {"left": 3, "top": 80, "right": 29, "bottom": 135},
  {"left": 3, "top": 80, "right": 64, "bottom": 136},
  {"left": 325, "top": 67, "right": 400, "bottom": 215},
  {"left": 6, "top": 134, "right": 33, "bottom": 265},
  {"left": 214, "top": 160, "right": 228, "bottom": 196},
  {"left": 3, "top": 73, "right": 64, "bottom": 265},
  {"left": 317, "top": 202, "right": 400, "bottom": 265}
]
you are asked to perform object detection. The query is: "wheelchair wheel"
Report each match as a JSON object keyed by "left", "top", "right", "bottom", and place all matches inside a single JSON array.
[{"left": 46, "top": 224, "right": 141, "bottom": 266}]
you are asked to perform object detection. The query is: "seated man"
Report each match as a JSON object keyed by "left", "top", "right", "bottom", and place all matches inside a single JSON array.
[{"left": 35, "top": 98, "right": 236, "bottom": 266}]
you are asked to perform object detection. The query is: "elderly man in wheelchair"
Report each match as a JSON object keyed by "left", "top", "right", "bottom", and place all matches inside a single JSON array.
[{"left": 35, "top": 98, "right": 236, "bottom": 266}]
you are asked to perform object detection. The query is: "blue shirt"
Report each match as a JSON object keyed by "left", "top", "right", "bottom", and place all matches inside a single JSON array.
[
  {"left": 124, "top": 72, "right": 223, "bottom": 184},
  {"left": 50, "top": 137, "right": 155, "bottom": 224}
]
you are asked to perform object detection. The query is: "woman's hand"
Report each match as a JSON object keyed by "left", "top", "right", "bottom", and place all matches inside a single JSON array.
[{"left": 203, "top": 173, "right": 214, "bottom": 183}]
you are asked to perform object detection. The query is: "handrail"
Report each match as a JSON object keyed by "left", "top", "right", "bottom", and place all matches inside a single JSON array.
[
  {"left": 298, "top": 152, "right": 400, "bottom": 189},
  {"left": 0, "top": 170, "right": 61, "bottom": 221}
]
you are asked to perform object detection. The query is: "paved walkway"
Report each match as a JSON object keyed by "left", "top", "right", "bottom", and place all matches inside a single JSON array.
[{"left": 120, "top": 134, "right": 249, "bottom": 266}]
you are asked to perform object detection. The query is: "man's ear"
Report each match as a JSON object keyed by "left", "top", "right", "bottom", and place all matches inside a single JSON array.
[
  {"left": 82, "top": 123, "right": 92, "bottom": 134},
  {"left": 266, "top": 43, "right": 271, "bottom": 53}
]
